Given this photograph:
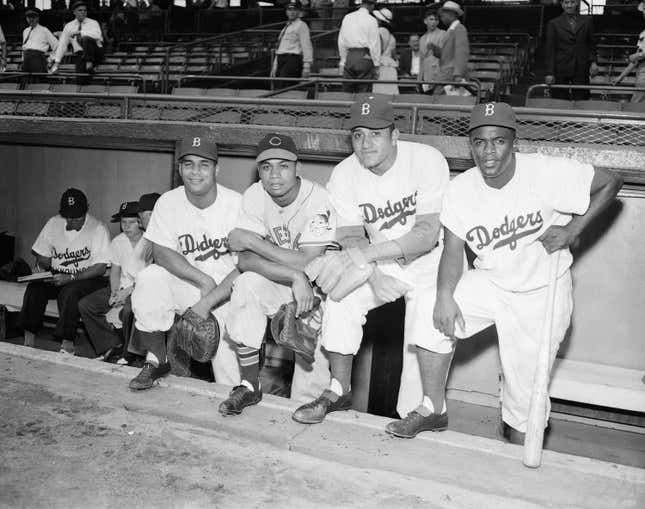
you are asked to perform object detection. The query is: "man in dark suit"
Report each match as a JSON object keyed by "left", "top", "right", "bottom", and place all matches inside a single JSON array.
[
  {"left": 399, "top": 34, "right": 421, "bottom": 79},
  {"left": 545, "top": 0, "right": 598, "bottom": 100}
]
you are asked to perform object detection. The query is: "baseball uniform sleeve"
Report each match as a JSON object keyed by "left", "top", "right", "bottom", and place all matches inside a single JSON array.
[
  {"left": 535, "top": 156, "right": 594, "bottom": 215},
  {"left": 415, "top": 148, "right": 450, "bottom": 215},
  {"left": 109, "top": 236, "right": 123, "bottom": 266},
  {"left": 144, "top": 195, "right": 177, "bottom": 250},
  {"left": 326, "top": 163, "right": 363, "bottom": 228},
  {"left": 90, "top": 223, "right": 112, "bottom": 265},
  {"left": 439, "top": 184, "right": 467, "bottom": 240},
  {"left": 236, "top": 185, "right": 268, "bottom": 237},
  {"left": 31, "top": 218, "right": 55, "bottom": 258}
]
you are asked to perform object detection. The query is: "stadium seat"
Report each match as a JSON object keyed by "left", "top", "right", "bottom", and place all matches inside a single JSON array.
[
  {"left": 171, "top": 87, "right": 206, "bottom": 96},
  {"left": 99, "top": 64, "right": 119, "bottom": 72},
  {"left": 205, "top": 88, "right": 238, "bottom": 97},
  {"left": 50, "top": 84, "right": 80, "bottom": 93},
  {"left": 0, "top": 83, "right": 19, "bottom": 91},
  {"left": 80, "top": 85, "right": 108, "bottom": 94},
  {"left": 573, "top": 100, "right": 621, "bottom": 111},
  {"left": 119, "top": 65, "right": 141, "bottom": 73},
  {"left": 393, "top": 93, "right": 435, "bottom": 104},
  {"left": 108, "top": 85, "right": 139, "bottom": 95},
  {"left": 525, "top": 98, "right": 573, "bottom": 109},
  {"left": 238, "top": 89, "right": 269, "bottom": 98},
  {"left": 25, "top": 83, "right": 51, "bottom": 91},
  {"left": 622, "top": 102, "right": 645, "bottom": 113}
]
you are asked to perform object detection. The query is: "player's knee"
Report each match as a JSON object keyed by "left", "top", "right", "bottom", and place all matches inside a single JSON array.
[
  {"left": 231, "top": 271, "right": 270, "bottom": 298},
  {"left": 135, "top": 264, "right": 168, "bottom": 288}
]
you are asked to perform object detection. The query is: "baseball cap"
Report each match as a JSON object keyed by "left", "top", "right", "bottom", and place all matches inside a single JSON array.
[
  {"left": 286, "top": 0, "right": 302, "bottom": 9},
  {"left": 70, "top": 1, "right": 87, "bottom": 10},
  {"left": 137, "top": 192, "right": 161, "bottom": 213},
  {"left": 440, "top": 1, "right": 463, "bottom": 16},
  {"left": 468, "top": 102, "right": 517, "bottom": 132},
  {"left": 177, "top": 136, "right": 218, "bottom": 162},
  {"left": 256, "top": 133, "right": 298, "bottom": 163},
  {"left": 374, "top": 8, "right": 393, "bottom": 24},
  {"left": 25, "top": 7, "right": 41, "bottom": 16},
  {"left": 347, "top": 93, "right": 394, "bottom": 130},
  {"left": 59, "top": 188, "right": 88, "bottom": 219},
  {"left": 110, "top": 201, "right": 139, "bottom": 222}
]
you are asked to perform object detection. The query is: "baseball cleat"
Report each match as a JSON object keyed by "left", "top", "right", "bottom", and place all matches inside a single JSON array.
[
  {"left": 385, "top": 410, "right": 448, "bottom": 438},
  {"left": 218, "top": 385, "right": 262, "bottom": 416},
  {"left": 292, "top": 389, "right": 352, "bottom": 424},
  {"left": 128, "top": 362, "right": 171, "bottom": 390}
]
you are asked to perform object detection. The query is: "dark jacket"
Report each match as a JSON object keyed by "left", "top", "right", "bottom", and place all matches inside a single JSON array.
[
  {"left": 398, "top": 48, "right": 419, "bottom": 77},
  {"left": 545, "top": 13, "right": 596, "bottom": 80}
]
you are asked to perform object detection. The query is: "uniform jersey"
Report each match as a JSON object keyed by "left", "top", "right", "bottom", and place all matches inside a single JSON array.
[
  {"left": 441, "top": 153, "right": 594, "bottom": 292},
  {"left": 144, "top": 185, "right": 241, "bottom": 284},
  {"left": 32, "top": 214, "right": 111, "bottom": 275},
  {"left": 327, "top": 140, "right": 449, "bottom": 269},
  {"left": 236, "top": 178, "right": 338, "bottom": 251},
  {"left": 109, "top": 232, "right": 141, "bottom": 289}
]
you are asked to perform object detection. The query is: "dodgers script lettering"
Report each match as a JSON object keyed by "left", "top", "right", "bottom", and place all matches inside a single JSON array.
[
  {"left": 179, "top": 234, "right": 229, "bottom": 261},
  {"left": 359, "top": 192, "right": 417, "bottom": 231},
  {"left": 466, "top": 211, "right": 543, "bottom": 251}
]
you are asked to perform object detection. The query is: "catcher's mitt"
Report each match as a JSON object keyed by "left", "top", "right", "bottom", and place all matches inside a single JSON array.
[
  {"left": 167, "top": 308, "right": 220, "bottom": 377},
  {"left": 270, "top": 297, "right": 322, "bottom": 364}
]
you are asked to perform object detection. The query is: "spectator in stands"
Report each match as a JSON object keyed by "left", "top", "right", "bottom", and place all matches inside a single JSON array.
[
  {"left": 612, "top": 4, "right": 645, "bottom": 103},
  {"left": 0, "top": 23, "right": 6, "bottom": 72},
  {"left": 19, "top": 188, "right": 111, "bottom": 354},
  {"left": 419, "top": 9, "right": 446, "bottom": 92},
  {"left": 545, "top": 0, "right": 598, "bottom": 101},
  {"left": 398, "top": 34, "right": 420, "bottom": 81},
  {"left": 435, "top": 1, "right": 469, "bottom": 93},
  {"left": 372, "top": 8, "right": 398, "bottom": 94},
  {"left": 271, "top": 0, "right": 313, "bottom": 80},
  {"left": 21, "top": 8, "right": 59, "bottom": 74},
  {"left": 338, "top": 0, "right": 380, "bottom": 93},
  {"left": 78, "top": 201, "right": 143, "bottom": 362},
  {"left": 50, "top": 1, "right": 104, "bottom": 75}
]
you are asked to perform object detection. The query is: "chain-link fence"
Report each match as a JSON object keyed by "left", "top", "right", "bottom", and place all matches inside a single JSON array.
[{"left": 0, "top": 91, "right": 643, "bottom": 148}]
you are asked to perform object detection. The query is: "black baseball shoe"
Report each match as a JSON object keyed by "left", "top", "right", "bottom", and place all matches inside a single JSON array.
[
  {"left": 292, "top": 389, "right": 352, "bottom": 424},
  {"left": 385, "top": 409, "right": 448, "bottom": 438},
  {"left": 218, "top": 385, "right": 262, "bottom": 416},
  {"left": 128, "top": 362, "right": 171, "bottom": 390}
]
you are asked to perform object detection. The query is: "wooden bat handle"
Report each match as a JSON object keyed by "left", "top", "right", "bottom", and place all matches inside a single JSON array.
[{"left": 523, "top": 250, "right": 561, "bottom": 468}]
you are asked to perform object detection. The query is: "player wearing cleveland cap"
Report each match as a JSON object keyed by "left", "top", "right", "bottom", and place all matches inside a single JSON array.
[
  {"left": 219, "top": 133, "right": 337, "bottom": 415},
  {"left": 129, "top": 137, "right": 241, "bottom": 390},
  {"left": 19, "top": 188, "right": 111, "bottom": 354},
  {"left": 433, "top": 102, "right": 622, "bottom": 443},
  {"left": 293, "top": 93, "right": 451, "bottom": 429}
]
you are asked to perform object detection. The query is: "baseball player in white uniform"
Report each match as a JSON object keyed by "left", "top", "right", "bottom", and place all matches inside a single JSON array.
[
  {"left": 292, "top": 93, "right": 451, "bottom": 431},
  {"left": 433, "top": 102, "right": 622, "bottom": 443},
  {"left": 129, "top": 137, "right": 241, "bottom": 391},
  {"left": 220, "top": 133, "right": 337, "bottom": 415}
]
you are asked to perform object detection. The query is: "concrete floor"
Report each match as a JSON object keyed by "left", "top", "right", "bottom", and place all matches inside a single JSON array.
[{"left": 0, "top": 342, "right": 643, "bottom": 509}]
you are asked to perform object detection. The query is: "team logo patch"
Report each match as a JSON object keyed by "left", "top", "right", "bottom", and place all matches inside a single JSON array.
[
  {"left": 484, "top": 103, "right": 495, "bottom": 116},
  {"left": 307, "top": 211, "right": 333, "bottom": 237},
  {"left": 192, "top": 137, "right": 201, "bottom": 147},
  {"left": 68, "top": 197, "right": 75, "bottom": 206},
  {"left": 269, "top": 136, "right": 283, "bottom": 146}
]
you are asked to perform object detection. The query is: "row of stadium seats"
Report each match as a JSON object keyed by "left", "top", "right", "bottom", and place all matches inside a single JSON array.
[
  {"left": 0, "top": 83, "right": 139, "bottom": 94},
  {"left": 526, "top": 97, "right": 645, "bottom": 113}
]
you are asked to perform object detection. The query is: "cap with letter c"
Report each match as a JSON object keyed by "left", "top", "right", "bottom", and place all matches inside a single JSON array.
[
  {"left": 177, "top": 136, "right": 218, "bottom": 162},
  {"left": 347, "top": 93, "right": 394, "bottom": 131},
  {"left": 468, "top": 102, "right": 517, "bottom": 132},
  {"left": 256, "top": 133, "right": 298, "bottom": 163}
]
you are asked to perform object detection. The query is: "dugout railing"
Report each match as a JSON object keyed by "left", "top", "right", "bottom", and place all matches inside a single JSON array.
[
  {"left": 0, "top": 89, "right": 643, "bottom": 151},
  {"left": 526, "top": 84, "right": 645, "bottom": 109}
]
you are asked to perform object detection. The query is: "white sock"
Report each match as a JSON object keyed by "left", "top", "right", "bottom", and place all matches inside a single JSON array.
[
  {"left": 146, "top": 352, "right": 159, "bottom": 367},
  {"left": 329, "top": 378, "right": 346, "bottom": 397},
  {"left": 241, "top": 379, "right": 259, "bottom": 392},
  {"left": 422, "top": 395, "right": 447, "bottom": 415}
]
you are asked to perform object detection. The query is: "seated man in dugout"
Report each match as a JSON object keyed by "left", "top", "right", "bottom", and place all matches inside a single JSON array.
[
  {"left": 128, "top": 136, "right": 241, "bottom": 391},
  {"left": 78, "top": 200, "right": 144, "bottom": 362},
  {"left": 219, "top": 133, "right": 337, "bottom": 416},
  {"left": 19, "top": 188, "right": 111, "bottom": 354}
]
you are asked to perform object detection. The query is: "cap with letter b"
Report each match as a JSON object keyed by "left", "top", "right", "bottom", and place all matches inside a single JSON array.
[
  {"left": 177, "top": 136, "right": 218, "bottom": 162},
  {"left": 347, "top": 93, "right": 394, "bottom": 131},
  {"left": 468, "top": 102, "right": 517, "bottom": 133},
  {"left": 111, "top": 201, "right": 139, "bottom": 222},
  {"left": 59, "top": 188, "right": 88, "bottom": 219}
]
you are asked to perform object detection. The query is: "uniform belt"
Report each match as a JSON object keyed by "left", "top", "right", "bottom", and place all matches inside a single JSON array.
[
  {"left": 23, "top": 49, "right": 46, "bottom": 54},
  {"left": 347, "top": 47, "right": 369, "bottom": 53}
]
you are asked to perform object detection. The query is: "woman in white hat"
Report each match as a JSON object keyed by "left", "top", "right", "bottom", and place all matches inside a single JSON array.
[{"left": 372, "top": 8, "right": 399, "bottom": 94}]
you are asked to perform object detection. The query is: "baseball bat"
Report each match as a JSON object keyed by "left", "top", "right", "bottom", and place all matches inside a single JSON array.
[{"left": 523, "top": 250, "right": 561, "bottom": 468}]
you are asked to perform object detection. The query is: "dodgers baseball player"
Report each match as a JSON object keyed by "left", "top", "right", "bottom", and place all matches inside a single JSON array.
[
  {"left": 129, "top": 136, "right": 241, "bottom": 391},
  {"left": 220, "top": 133, "right": 337, "bottom": 415},
  {"left": 292, "top": 93, "right": 451, "bottom": 429},
  {"left": 432, "top": 102, "right": 622, "bottom": 443}
]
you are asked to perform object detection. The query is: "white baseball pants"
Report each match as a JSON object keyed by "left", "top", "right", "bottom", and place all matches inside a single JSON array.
[
  {"left": 226, "top": 271, "right": 330, "bottom": 403},
  {"left": 131, "top": 264, "right": 240, "bottom": 387},
  {"left": 451, "top": 269, "right": 574, "bottom": 432}
]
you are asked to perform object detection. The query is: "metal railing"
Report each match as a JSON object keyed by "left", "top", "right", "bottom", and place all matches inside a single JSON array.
[
  {"left": 526, "top": 84, "right": 645, "bottom": 102},
  {"left": 0, "top": 72, "right": 147, "bottom": 91}
]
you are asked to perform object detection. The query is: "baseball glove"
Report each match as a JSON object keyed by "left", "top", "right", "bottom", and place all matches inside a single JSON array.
[
  {"left": 305, "top": 248, "right": 374, "bottom": 302},
  {"left": 270, "top": 297, "right": 322, "bottom": 364},
  {"left": 167, "top": 307, "right": 220, "bottom": 377}
]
